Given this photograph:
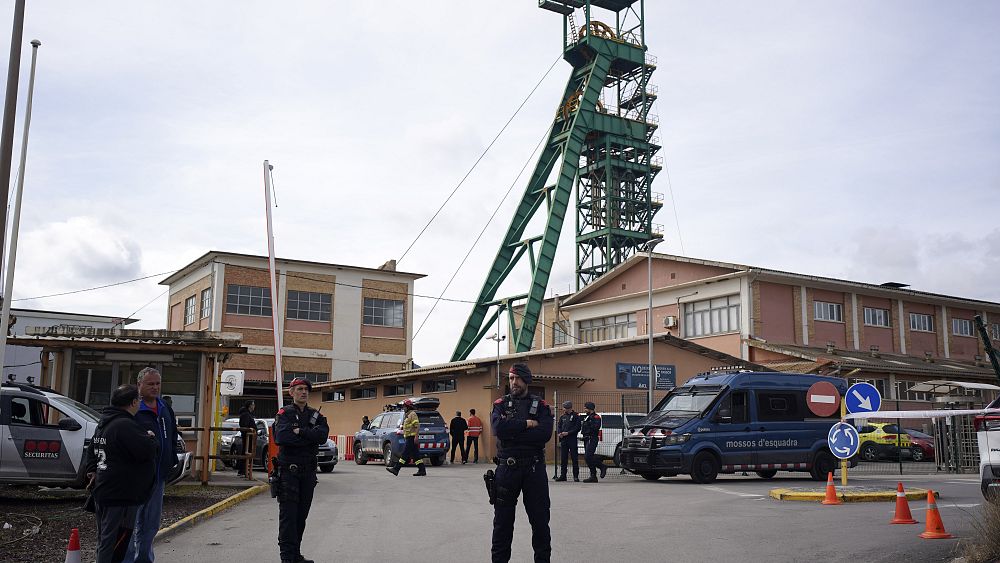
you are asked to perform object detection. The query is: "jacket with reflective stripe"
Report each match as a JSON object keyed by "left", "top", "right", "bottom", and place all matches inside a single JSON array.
[
  {"left": 403, "top": 411, "right": 420, "bottom": 437},
  {"left": 466, "top": 415, "right": 483, "bottom": 437}
]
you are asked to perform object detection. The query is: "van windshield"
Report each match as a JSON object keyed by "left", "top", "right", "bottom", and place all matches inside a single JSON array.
[{"left": 655, "top": 390, "right": 720, "bottom": 414}]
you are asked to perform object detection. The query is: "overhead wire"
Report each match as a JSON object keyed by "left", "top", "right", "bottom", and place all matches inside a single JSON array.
[{"left": 397, "top": 54, "right": 563, "bottom": 265}]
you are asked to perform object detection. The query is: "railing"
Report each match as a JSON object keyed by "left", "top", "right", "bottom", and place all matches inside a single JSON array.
[{"left": 178, "top": 425, "right": 258, "bottom": 484}]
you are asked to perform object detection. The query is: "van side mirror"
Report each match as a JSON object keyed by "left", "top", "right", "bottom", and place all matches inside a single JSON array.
[{"left": 58, "top": 417, "right": 82, "bottom": 431}]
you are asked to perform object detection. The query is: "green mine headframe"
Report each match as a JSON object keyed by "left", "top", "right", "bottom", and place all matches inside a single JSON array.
[{"left": 452, "top": 0, "right": 661, "bottom": 361}]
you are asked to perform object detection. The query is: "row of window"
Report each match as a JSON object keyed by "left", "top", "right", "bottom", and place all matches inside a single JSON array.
[
  {"left": 815, "top": 300, "right": 978, "bottom": 336},
  {"left": 323, "top": 378, "right": 458, "bottom": 402},
  {"left": 183, "top": 289, "right": 213, "bottom": 326},
  {"left": 578, "top": 314, "right": 636, "bottom": 343},
  {"left": 221, "top": 284, "right": 405, "bottom": 327}
]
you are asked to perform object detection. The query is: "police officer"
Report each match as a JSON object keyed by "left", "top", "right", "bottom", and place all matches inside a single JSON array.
[
  {"left": 580, "top": 401, "right": 606, "bottom": 483},
  {"left": 554, "top": 401, "right": 580, "bottom": 482},
  {"left": 274, "top": 377, "right": 330, "bottom": 563},
  {"left": 387, "top": 399, "right": 426, "bottom": 476},
  {"left": 490, "top": 363, "right": 553, "bottom": 563}
]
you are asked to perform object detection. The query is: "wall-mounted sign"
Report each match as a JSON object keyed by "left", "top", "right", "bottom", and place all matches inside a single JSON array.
[{"left": 615, "top": 363, "right": 676, "bottom": 390}]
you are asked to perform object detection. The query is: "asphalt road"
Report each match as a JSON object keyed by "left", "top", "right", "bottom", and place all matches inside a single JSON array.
[{"left": 158, "top": 463, "right": 984, "bottom": 562}]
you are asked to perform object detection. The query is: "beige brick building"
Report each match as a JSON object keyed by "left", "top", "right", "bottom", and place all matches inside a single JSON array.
[{"left": 161, "top": 251, "right": 424, "bottom": 416}]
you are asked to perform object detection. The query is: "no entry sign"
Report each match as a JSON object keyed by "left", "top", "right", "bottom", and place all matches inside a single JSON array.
[{"left": 806, "top": 381, "right": 841, "bottom": 417}]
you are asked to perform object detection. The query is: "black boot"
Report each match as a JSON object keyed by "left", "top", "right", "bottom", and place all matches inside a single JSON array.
[
  {"left": 413, "top": 464, "right": 427, "bottom": 476},
  {"left": 554, "top": 474, "right": 566, "bottom": 482},
  {"left": 600, "top": 465, "right": 607, "bottom": 479},
  {"left": 583, "top": 472, "right": 598, "bottom": 483},
  {"left": 386, "top": 461, "right": 400, "bottom": 476}
]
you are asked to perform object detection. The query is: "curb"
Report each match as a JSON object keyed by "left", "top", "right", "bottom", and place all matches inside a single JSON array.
[
  {"left": 769, "top": 487, "right": 934, "bottom": 503},
  {"left": 155, "top": 484, "right": 269, "bottom": 541}
]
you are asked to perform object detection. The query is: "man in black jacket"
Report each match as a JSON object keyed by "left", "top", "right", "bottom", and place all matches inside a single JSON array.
[
  {"left": 237, "top": 401, "right": 256, "bottom": 476},
  {"left": 85, "top": 385, "right": 158, "bottom": 563},
  {"left": 554, "top": 401, "right": 581, "bottom": 482},
  {"left": 449, "top": 411, "right": 468, "bottom": 464}
]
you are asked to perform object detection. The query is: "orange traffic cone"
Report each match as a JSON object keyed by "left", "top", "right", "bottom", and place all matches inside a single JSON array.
[
  {"left": 890, "top": 482, "right": 918, "bottom": 524},
  {"left": 64, "top": 527, "right": 81, "bottom": 563},
  {"left": 919, "top": 490, "right": 953, "bottom": 539},
  {"left": 821, "top": 471, "right": 843, "bottom": 505}
]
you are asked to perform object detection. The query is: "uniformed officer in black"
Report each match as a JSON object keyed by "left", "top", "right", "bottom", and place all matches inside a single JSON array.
[
  {"left": 274, "top": 377, "right": 329, "bottom": 563},
  {"left": 554, "top": 401, "right": 580, "bottom": 482},
  {"left": 580, "top": 401, "right": 606, "bottom": 483},
  {"left": 490, "top": 363, "right": 553, "bottom": 563}
]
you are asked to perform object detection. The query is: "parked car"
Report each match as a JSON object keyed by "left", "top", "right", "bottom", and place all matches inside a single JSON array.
[
  {"left": 575, "top": 412, "right": 646, "bottom": 466},
  {"left": 856, "top": 422, "right": 913, "bottom": 462},
  {"left": 353, "top": 397, "right": 449, "bottom": 467},
  {"left": 903, "top": 428, "right": 935, "bottom": 462},
  {"left": 0, "top": 382, "right": 191, "bottom": 487},
  {"left": 219, "top": 417, "right": 337, "bottom": 472},
  {"left": 620, "top": 371, "right": 853, "bottom": 483},
  {"left": 975, "top": 400, "right": 1000, "bottom": 501}
]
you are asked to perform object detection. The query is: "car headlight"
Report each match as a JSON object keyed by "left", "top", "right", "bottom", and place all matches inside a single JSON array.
[{"left": 663, "top": 433, "right": 691, "bottom": 445}]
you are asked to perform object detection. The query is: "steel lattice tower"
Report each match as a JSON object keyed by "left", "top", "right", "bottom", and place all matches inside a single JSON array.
[{"left": 452, "top": 0, "right": 661, "bottom": 361}]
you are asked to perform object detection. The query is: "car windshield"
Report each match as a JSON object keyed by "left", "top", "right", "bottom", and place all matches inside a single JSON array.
[
  {"left": 417, "top": 412, "right": 445, "bottom": 425},
  {"left": 906, "top": 429, "right": 932, "bottom": 439},
  {"left": 49, "top": 396, "right": 100, "bottom": 423},
  {"left": 655, "top": 390, "right": 719, "bottom": 415},
  {"left": 881, "top": 424, "right": 902, "bottom": 434}
]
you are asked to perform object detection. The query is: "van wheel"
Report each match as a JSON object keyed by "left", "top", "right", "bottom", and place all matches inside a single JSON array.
[
  {"left": 911, "top": 448, "right": 925, "bottom": 462},
  {"left": 810, "top": 451, "right": 837, "bottom": 481},
  {"left": 690, "top": 452, "right": 719, "bottom": 484},
  {"left": 640, "top": 473, "right": 661, "bottom": 481},
  {"left": 613, "top": 443, "right": 623, "bottom": 467},
  {"left": 354, "top": 443, "right": 368, "bottom": 465},
  {"left": 860, "top": 442, "right": 879, "bottom": 462},
  {"left": 755, "top": 470, "right": 777, "bottom": 479},
  {"left": 383, "top": 444, "right": 394, "bottom": 466}
]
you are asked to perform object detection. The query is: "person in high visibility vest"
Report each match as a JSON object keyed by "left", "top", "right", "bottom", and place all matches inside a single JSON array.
[
  {"left": 387, "top": 400, "right": 426, "bottom": 476},
  {"left": 465, "top": 408, "right": 483, "bottom": 464}
]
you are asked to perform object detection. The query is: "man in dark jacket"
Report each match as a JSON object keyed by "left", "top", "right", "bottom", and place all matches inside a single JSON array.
[
  {"left": 554, "top": 401, "right": 581, "bottom": 482},
  {"left": 126, "top": 367, "right": 179, "bottom": 563},
  {"left": 237, "top": 401, "right": 256, "bottom": 476},
  {"left": 85, "top": 385, "right": 158, "bottom": 563},
  {"left": 449, "top": 411, "right": 468, "bottom": 464}
]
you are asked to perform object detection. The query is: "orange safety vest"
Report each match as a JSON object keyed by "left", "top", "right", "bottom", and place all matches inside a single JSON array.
[{"left": 466, "top": 415, "right": 483, "bottom": 437}]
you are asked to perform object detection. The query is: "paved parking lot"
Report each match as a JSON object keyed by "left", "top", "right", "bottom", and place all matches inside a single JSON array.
[{"left": 159, "top": 463, "right": 982, "bottom": 562}]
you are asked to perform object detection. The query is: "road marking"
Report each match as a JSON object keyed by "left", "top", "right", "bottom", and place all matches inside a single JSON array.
[
  {"left": 945, "top": 479, "right": 979, "bottom": 484},
  {"left": 937, "top": 503, "right": 980, "bottom": 508},
  {"left": 704, "top": 486, "right": 764, "bottom": 498}
]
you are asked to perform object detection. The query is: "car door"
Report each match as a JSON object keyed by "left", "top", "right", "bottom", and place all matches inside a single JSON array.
[
  {"left": 366, "top": 415, "right": 384, "bottom": 454},
  {"left": 4, "top": 395, "right": 79, "bottom": 482},
  {"left": 752, "top": 389, "right": 814, "bottom": 467},
  {"left": 709, "top": 390, "right": 754, "bottom": 469}
]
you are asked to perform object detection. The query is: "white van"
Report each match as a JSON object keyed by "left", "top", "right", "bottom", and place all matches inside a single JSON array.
[
  {"left": 577, "top": 412, "right": 646, "bottom": 466},
  {"left": 976, "top": 400, "right": 1000, "bottom": 501}
]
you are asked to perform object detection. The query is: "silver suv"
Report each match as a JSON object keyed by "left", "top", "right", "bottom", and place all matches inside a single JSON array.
[{"left": 1, "top": 382, "right": 191, "bottom": 487}]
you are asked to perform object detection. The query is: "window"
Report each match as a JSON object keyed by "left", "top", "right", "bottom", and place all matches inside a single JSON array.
[
  {"left": 322, "top": 391, "right": 345, "bottom": 402},
  {"left": 895, "top": 380, "right": 929, "bottom": 402},
  {"left": 363, "top": 298, "right": 404, "bottom": 327},
  {"left": 909, "top": 313, "right": 934, "bottom": 332},
  {"left": 756, "top": 391, "right": 806, "bottom": 422},
  {"left": 578, "top": 313, "right": 637, "bottom": 343},
  {"left": 287, "top": 290, "right": 331, "bottom": 321},
  {"left": 351, "top": 386, "right": 377, "bottom": 400},
  {"left": 952, "top": 318, "right": 973, "bottom": 337},
  {"left": 863, "top": 307, "right": 890, "bottom": 328},
  {"left": 716, "top": 391, "right": 749, "bottom": 424},
  {"left": 183, "top": 295, "right": 197, "bottom": 326},
  {"left": 993, "top": 324, "right": 1000, "bottom": 341},
  {"left": 226, "top": 284, "right": 272, "bottom": 317},
  {"left": 383, "top": 383, "right": 413, "bottom": 397},
  {"left": 421, "top": 378, "right": 457, "bottom": 393},
  {"left": 849, "top": 377, "right": 888, "bottom": 399},
  {"left": 814, "top": 301, "right": 843, "bottom": 322},
  {"left": 284, "top": 372, "right": 329, "bottom": 385},
  {"left": 200, "top": 289, "right": 212, "bottom": 319},
  {"left": 553, "top": 321, "right": 569, "bottom": 346},
  {"left": 683, "top": 295, "right": 741, "bottom": 338}
]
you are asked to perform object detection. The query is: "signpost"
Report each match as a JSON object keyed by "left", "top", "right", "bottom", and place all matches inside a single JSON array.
[
  {"left": 806, "top": 381, "right": 841, "bottom": 417},
  {"left": 828, "top": 422, "right": 860, "bottom": 459},
  {"left": 845, "top": 382, "right": 882, "bottom": 415}
]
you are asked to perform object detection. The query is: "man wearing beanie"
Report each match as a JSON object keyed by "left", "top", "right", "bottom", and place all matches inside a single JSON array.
[
  {"left": 580, "top": 401, "right": 606, "bottom": 482},
  {"left": 554, "top": 401, "right": 580, "bottom": 482},
  {"left": 489, "top": 363, "right": 553, "bottom": 562}
]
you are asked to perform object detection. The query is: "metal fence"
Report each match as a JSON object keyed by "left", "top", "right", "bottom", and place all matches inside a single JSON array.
[{"left": 550, "top": 390, "right": 647, "bottom": 480}]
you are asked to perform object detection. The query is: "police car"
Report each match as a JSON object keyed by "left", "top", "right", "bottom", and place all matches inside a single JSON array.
[
  {"left": 353, "top": 397, "right": 449, "bottom": 467},
  {"left": 621, "top": 371, "right": 852, "bottom": 483},
  {"left": 1, "top": 382, "right": 191, "bottom": 487}
]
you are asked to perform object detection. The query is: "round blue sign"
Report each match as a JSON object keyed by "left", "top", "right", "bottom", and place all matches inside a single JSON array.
[
  {"left": 828, "top": 422, "right": 860, "bottom": 460},
  {"left": 845, "top": 382, "right": 881, "bottom": 414}
]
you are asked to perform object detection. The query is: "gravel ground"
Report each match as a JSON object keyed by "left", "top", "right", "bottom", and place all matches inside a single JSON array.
[{"left": 0, "top": 484, "right": 242, "bottom": 563}]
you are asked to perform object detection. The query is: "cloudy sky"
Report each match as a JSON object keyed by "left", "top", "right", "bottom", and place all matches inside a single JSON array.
[{"left": 1, "top": 1, "right": 997, "bottom": 365}]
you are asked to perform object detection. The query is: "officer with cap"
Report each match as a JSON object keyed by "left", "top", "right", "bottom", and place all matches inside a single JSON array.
[
  {"left": 580, "top": 401, "right": 606, "bottom": 482},
  {"left": 554, "top": 401, "right": 580, "bottom": 482},
  {"left": 489, "top": 363, "right": 553, "bottom": 562},
  {"left": 274, "top": 377, "right": 330, "bottom": 563}
]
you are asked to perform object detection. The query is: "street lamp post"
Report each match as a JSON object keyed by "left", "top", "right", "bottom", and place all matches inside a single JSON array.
[
  {"left": 643, "top": 237, "right": 664, "bottom": 412},
  {"left": 489, "top": 333, "right": 506, "bottom": 389}
]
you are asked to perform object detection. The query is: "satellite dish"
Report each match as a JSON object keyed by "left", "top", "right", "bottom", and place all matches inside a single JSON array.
[{"left": 220, "top": 370, "right": 245, "bottom": 396}]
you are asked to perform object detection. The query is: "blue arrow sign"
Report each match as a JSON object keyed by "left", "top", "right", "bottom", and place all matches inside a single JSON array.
[
  {"left": 828, "top": 422, "right": 860, "bottom": 460},
  {"left": 845, "top": 382, "right": 881, "bottom": 414}
]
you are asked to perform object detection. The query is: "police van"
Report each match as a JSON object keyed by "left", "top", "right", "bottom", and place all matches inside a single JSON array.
[{"left": 620, "top": 371, "right": 850, "bottom": 483}]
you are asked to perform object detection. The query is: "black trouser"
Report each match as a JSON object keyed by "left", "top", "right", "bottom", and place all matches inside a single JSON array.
[
  {"left": 559, "top": 437, "right": 579, "bottom": 478},
  {"left": 450, "top": 435, "right": 466, "bottom": 463},
  {"left": 466, "top": 436, "right": 480, "bottom": 462},
  {"left": 277, "top": 466, "right": 317, "bottom": 562},
  {"left": 95, "top": 503, "right": 138, "bottom": 563},
  {"left": 394, "top": 435, "right": 424, "bottom": 467},
  {"left": 238, "top": 430, "right": 253, "bottom": 475},
  {"left": 583, "top": 436, "right": 599, "bottom": 477},
  {"left": 492, "top": 456, "right": 550, "bottom": 563}
]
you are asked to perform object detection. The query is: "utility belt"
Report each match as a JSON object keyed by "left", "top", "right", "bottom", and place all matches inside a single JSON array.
[
  {"left": 493, "top": 455, "right": 543, "bottom": 468},
  {"left": 275, "top": 461, "right": 316, "bottom": 473}
]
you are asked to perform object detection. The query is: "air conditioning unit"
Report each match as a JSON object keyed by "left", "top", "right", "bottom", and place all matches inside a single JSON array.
[{"left": 663, "top": 315, "right": 677, "bottom": 329}]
